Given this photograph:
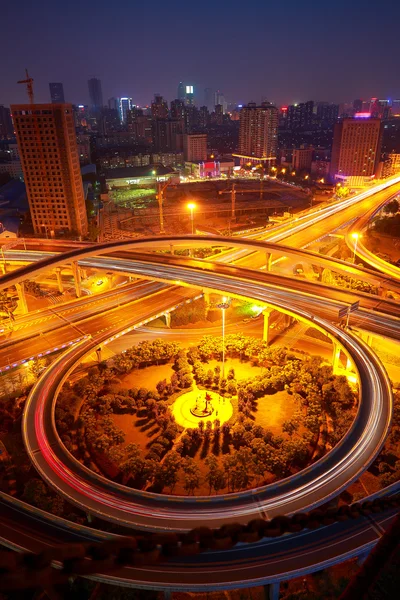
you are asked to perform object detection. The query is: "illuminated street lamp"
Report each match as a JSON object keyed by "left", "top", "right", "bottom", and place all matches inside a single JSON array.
[
  {"left": 217, "top": 297, "right": 230, "bottom": 379},
  {"left": 351, "top": 232, "right": 361, "bottom": 263},
  {"left": 187, "top": 202, "right": 196, "bottom": 235},
  {"left": 281, "top": 168, "right": 286, "bottom": 174}
]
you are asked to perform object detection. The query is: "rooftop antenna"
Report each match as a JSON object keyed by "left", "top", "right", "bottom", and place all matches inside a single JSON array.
[{"left": 17, "top": 69, "right": 34, "bottom": 104}]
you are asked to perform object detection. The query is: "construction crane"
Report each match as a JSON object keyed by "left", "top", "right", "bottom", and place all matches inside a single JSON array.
[
  {"left": 218, "top": 179, "right": 266, "bottom": 220},
  {"left": 17, "top": 69, "right": 34, "bottom": 104}
]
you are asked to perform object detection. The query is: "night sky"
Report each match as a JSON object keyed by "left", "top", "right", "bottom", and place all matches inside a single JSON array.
[{"left": 1, "top": 0, "right": 400, "bottom": 108}]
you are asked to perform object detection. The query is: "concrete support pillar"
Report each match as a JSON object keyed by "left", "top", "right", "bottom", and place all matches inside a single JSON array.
[
  {"left": 332, "top": 342, "right": 341, "bottom": 374},
  {"left": 203, "top": 291, "right": 210, "bottom": 306},
  {"left": 55, "top": 267, "right": 64, "bottom": 293},
  {"left": 71, "top": 261, "right": 81, "bottom": 298},
  {"left": 357, "top": 550, "right": 370, "bottom": 566},
  {"left": 165, "top": 312, "right": 171, "bottom": 328},
  {"left": 346, "top": 355, "right": 353, "bottom": 372},
  {"left": 263, "top": 311, "right": 270, "bottom": 344},
  {"left": 80, "top": 268, "right": 87, "bottom": 280},
  {"left": 170, "top": 244, "right": 175, "bottom": 255},
  {"left": 264, "top": 582, "right": 280, "bottom": 600},
  {"left": 265, "top": 252, "right": 273, "bottom": 272},
  {"left": 96, "top": 347, "right": 102, "bottom": 363},
  {"left": 164, "top": 591, "right": 172, "bottom": 600},
  {"left": 15, "top": 282, "right": 28, "bottom": 315},
  {"left": 0, "top": 262, "right": 6, "bottom": 275}
]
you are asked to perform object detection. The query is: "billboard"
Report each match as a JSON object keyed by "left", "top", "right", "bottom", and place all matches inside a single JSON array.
[{"left": 186, "top": 85, "right": 193, "bottom": 94}]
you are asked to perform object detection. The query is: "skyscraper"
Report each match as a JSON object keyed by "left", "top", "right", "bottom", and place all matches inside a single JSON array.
[
  {"left": 49, "top": 82, "right": 65, "bottom": 103},
  {"left": 119, "top": 97, "right": 133, "bottom": 123},
  {"left": 330, "top": 116, "right": 383, "bottom": 181},
  {"left": 234, "top": 102, "right": 278, "bottom": 165},
  {"left": 185, "top": 85, "right": 195, "bottom": 105},
  {"left": 151, "top": 95, "right": 169, "bottom": 119},
  {"left": 215, "top": 91, "right": 227, "bottom": 113},
  {"left": 11, "top": 103, "right": 88, "bottom": 237},
  {"left": 286, "top": 101, "right": 314, "bottom": 130},
  {"left": 0, "top": 105, "right": 14, "bottom": 138},
  {"left": 88, "top": 78, "right": 103, "bottom": 111},
  {"left": 204, "top": 88, "right": 214, "bottom": 112},
  {"left": 178, "top": 82, "right": 185, "bottom": 101}
]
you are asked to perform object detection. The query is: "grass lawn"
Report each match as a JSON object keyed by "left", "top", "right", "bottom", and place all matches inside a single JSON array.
[
  {"left": 113, "top": 363, "right": 175, "bottom": 391},
  {"left": 252, "top": 390, "right": 301, "bottom": 435},
  {"left": 111, "top": 412, "right": 161, "bottom": 454},
  {"left": 205, "top": 358, "right": 265, "bottom": 381}
]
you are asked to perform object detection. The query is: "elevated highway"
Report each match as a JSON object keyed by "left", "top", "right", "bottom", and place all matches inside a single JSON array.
[{"left": 20, "top": 251, "right": 393, "bottom": 533}]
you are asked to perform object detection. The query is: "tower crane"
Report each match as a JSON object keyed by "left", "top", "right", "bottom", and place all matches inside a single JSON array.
[{"left": 17, "top": 69, "right": 34, "bottom": 104}]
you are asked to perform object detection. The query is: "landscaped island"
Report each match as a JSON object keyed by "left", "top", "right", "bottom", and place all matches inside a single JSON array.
[{"left": 56, "top": 335, "right": 357, "bottom": 496}]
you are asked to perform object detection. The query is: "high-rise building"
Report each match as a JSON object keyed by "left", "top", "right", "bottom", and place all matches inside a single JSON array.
[
  {"left": 199, "top": 106, "right": 209, "bottom": 129},
  {"left": 185, "top": 85, "right": 195, "bottom": 106},
  {"left": 353, "top": 99, "right": 363, "bottom": 113},
  {"left": 170, "top": 99, "right": 186, "bottom": 122},
  {"left": 183, "top": 133, "right": 207, "bottom": 161},
  {"left": 292, "top": 147, "right": 313, "bottom": 171},
  {"left": 330, "top": 116, "right": 383, "bottom": 181},
  {"left": 286, "top": 101, "right": 314, "bottom": 130},
  {"left": 108, "top": 97, "right": 120, "bottom": 111},
  {"left": 234, "top": 102, "right": 278, "bottom": 165},
  {"left": 11, "top": 103, "right": 88, "bottom": 237},
  {"left": 0, "top": 105, "right": 14, "bottom": 138},
  {"left": 178, "top": 82, "right": 185, "bottom": 102},
  {"left": 119, "top": 97, "right": 133, "bottom": 123},
  {"left": 215, "top": 91, "right": 227, "bottom": 113},
  {"left": 204, "top": 88, "right": 214, "bottom": 112},
  {"left": 100, "top": 108, "right": 121, "bottom": 134},
  {"left": 316, "top": 103, "right": 339, "bottom": 125},
  {"left": 49, "top": 82, "right": 65, "bottom": 104},
  {"left": 151, "top": 95, "right": 169, "bottom": 119},
  {"left": 88, "top": 78, "right": 103, "bottom": 111},
  {"left": 154, "top": 119, "right": 182, "bottom": 152},
  {"left": 127, "top": 108, "right": 153, "bottom": 145}
]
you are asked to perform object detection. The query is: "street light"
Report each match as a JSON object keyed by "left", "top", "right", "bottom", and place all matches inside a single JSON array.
[
  {"left": 351, "top": 232, "right": 361, "bottom": 263},
  {"left": 187, "top": 202, "right": 196, "bottom": 235},
  {"left": 217, "top": 296, "right": 230, "bottom": 380}
]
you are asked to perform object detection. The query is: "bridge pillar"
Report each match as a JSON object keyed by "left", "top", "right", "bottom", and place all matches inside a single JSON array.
[
  {"left": 96, "top": 347, "right": 102, "bottom": 363},
  {"left": 0, "top": 262, "right": 6, "bottom": 275},
  {"left": 71, "top": 261, "right": 81, "bottom": 298},
  {"left": 164, "top": 591, "right": 172, "bottom": 600},
  {"left": 80, "top": 268, "right": 87, "bottom": 280},
  {"left": 357, "top": 550, "right": 370, "bottom": 566},
  {"left": 332, "top": 342, "right": 341, "bottom": 374},
  {"left": 15, "top": 282, "right": 28, "bottom": 315},
  {"left": 170, "top": 244, "right": 175, "bottom": 255},
  {"left": 264, "top": 582, "right": 280, "bottom": 600},
  {"left": 165, "top": 312, "right": 171, "bottom": 328},
  {"left": 263, "top": 309, "right": 273, "bottom": 344},
  {"left": 55, "top": 267, "right": 64, "bottom": 293},
  {"left": 265, "top": 252, "right": 273, "bottom": 272}
]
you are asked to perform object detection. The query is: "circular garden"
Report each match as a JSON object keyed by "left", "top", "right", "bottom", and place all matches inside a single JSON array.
[{"left": 55, "top": 334, "right": 357, "bottom": 496}]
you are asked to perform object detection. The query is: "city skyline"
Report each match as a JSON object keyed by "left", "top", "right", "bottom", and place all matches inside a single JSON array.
[{"left": 1, "top": 0, "right": 400, "bottom": 108}]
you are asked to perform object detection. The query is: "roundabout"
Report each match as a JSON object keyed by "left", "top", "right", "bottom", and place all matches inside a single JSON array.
[{"left": 18, "top": 242, "right": 393, "bottom": 533}]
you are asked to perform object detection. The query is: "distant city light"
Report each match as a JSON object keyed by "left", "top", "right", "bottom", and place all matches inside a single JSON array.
[{"left": 186, "top": 85, "right": 193, "bottom": 94}]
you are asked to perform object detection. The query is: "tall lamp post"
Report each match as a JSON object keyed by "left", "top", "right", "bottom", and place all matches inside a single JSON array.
[
  {"left": 351, "top": 232, "right": 360, "bottom": 263},
  {"left": 217, "top": 297, "right": 230, "bottom": 379},
  {"left": 187, "top": 202, "right": 196, "bottom": 235}
]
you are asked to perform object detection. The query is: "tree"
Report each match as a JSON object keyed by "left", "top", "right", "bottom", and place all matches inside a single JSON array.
[
  {"left": 182, "top": 457, "right": 201, "bottom": 495},
  {"left": 384, "top": 199, "right": 399, "bottom": 215},
  {"left": 282, "top": 420, "right": 299, "bottom": 437},
  {"left": 29, "top": 357, "right": 47, "bottom": 380}
]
